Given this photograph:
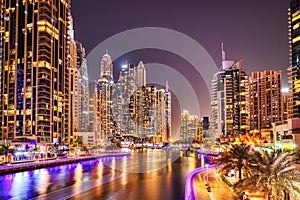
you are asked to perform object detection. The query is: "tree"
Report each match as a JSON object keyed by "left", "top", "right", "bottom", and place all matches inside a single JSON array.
[
  {"left": 217, "top": 143, "right": 251, "bottom": 180},
  {"left": 0, "top": 145, "right": 14, "bottom": 163},
  {"left": 234, "top": 150, "right": 300, "bottom": 200},
  {"left": 213, "top": 138, "right": 229, "bottom": 152}
]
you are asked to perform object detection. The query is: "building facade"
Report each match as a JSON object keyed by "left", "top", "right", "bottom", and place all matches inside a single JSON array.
[
  {"left": 282, "top": 91, "right": 293, "bottom": 121},
  {"left": 76, "top": 41, "right": 89, "bottom": 132},
  {"left": 164, "top": 81, "right": 171, "bottom": 142},
  {"left": 288, "top": 0, "right": 300, "bottom": 118},
  {"left": 249, "top": 70, "right": 282, "bottom": 138},
  {"left": 95, "top": 52, "right": 114, "bottom": 144},
  {"left": 210, "top": 47, "right": 249, "bottom": 138},
  {"left": 111, "top": 64, "right": 137, "bottom": 136},
  {"left": 0, "top": 0, "right": 72, "bottom": 144},
  {"left": 95, "top": 53, "right": 171, "bottom": 144},
  {"left": 180, "top": 110, "right": 201, "bottom": 144},
  {"left": 88, "top": 80, "right": 97, "bottom": 132}
]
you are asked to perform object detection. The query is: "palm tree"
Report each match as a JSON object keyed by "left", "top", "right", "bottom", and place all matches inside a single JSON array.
[
  {"left": 234, "top": 150, "right": 300, "bottom": 200},
  {"left": 213, "top": 138, "right": 229, "bottom": 152},
  {"left": 217, "top": 143, "right": 251, "bottom": 180},
  {"left": 0, "top": 144, "right": 14, "bottom": 163}
]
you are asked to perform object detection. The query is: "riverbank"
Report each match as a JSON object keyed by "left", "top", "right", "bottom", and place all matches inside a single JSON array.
[{"left": 0, "top": 152, "right": 131, "bottom": 175}]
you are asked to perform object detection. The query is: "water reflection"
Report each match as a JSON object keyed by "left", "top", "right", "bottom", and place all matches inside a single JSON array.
[
  {"left": 35, "top": 169, "right": 49, "bottom": 195},
  {"left": 0, "top": 151, "right": 201, "bottom": 200}
]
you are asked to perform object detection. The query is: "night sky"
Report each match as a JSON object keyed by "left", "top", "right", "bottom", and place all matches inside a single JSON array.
[{"left": 71, "top": 0, "right": 290, "bottom": 135}]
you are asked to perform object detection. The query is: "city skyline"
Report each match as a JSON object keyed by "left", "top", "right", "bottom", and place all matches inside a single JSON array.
[
  {"left": 0, "top": 1, "right": 300, "bottom": 200},
  {"left": 72, "top": 0, "right": 290, "bottom": 117}
]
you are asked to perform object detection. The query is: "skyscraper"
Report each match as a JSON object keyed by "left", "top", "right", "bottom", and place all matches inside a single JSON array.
[
  {"left": 180, "top": 110, "right": 200, "bottom": 144},
  {"left": 164, "top": 81, "right": 171, "bottom": 142},
  {"left": 210, "top": 45, "right": 249, "bottom": 138},
  {"left": 76, "top": 41, "right": 89, "bottom": 132},
  {"left": 88, "top": 80, "right": 97, "bottom": 132},
  {"left": 249, "top": 70, "right": 282, "bottom": 138},
  {"left": 136, "top": 61, "right": 146, "bottom": 88},
  {"left": 288, "top": 0, "right": 300, "bottom": 118},
  {"left": 0, "top": 0, "right": 71, "bottom": 144},
  {"left": 111, "top": 64, "right": 137, "bottom": 136},
  {"left": 95, "top": 53, "right": 171, "bottom": 144},
  {"left": 282, "top": 91, "right": 293, "bottom": 121},
  {"left": 100, "top": 50, "right": 113, "bottom": 81},
  {"left": 95, "top": 52, "right": 114, "bottom": 144}
]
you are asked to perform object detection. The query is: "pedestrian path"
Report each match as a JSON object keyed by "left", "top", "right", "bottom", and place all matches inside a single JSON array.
[
  {"left": 0, "top": 152, "right": 130, "bottom": 175},
  {"left": 185, "top": 165, "right": 239, "bottom": 200}
]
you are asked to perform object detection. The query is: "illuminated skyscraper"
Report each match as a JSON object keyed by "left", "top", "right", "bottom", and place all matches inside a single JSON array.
[
  {"left": 95, "top": 55, "right": 171, "bottom": 144},
  {"left": 0, "top": 0, "right": 71, "bottom": 144},
  {"left": 288, "top": 0, "right": 300, "bottom": 118},
  {"left": 131, "top": 84, "right": 169, "bottom": 142},
  {"left": 68, "top": 17, "right": 80, "bottom": 144},
  {"left": 249, "top": 70, "right": 282, "bottom": 138},
  {"left": 0, "top": 1, "right": 3, "bottom": 75},
  {"left": 76, "top": 41, "right": 89, "bottom": 132},
  {"left": 282, "top": 91, "right": 293, "bottom": 121},
  {"left": 164, "top": 81, "right": 171, "bottom": 142},
  {"left": 210, "top": 45, "right": 249, "bottom": 138},
  {"left": 100, "top": 50, "right": 113, "bottom": 81},
  {"left": 111, "top": 64, "right": 136, "bottom": 135},
  {"left": 88, "top": 80, "right": 97, "bottom": 132},
  {"left": 95, "top": 52, "right": 114, "bottom": 144},
  {"left": 180, "top": 110, "right": 200, "bottom": 144},
  {"left": 136, "top": 61, "right": 146, "bottom": 88}
]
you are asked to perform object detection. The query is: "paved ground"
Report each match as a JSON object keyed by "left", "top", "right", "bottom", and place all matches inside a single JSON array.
[
  {"left": 0, "top": 152, "right": 130, "bottom": 174},
  {"left": 193, "top": 168, "right": 240, "bottom": 200}
]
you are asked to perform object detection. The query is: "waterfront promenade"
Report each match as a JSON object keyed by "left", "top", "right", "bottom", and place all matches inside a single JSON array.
[
  {"left": 185, "top": 165, "right": 239, "bottom": 200},
  {"left": 0, "top": 151, "right": 131, "bottom": 175}
]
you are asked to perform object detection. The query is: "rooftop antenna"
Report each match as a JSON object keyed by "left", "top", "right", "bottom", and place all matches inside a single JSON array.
[
  {"left": 166, "top": 80, "right": 169, "bottom": 92},
  {"left": 222, "top": 42, "right": 226, "bottom": 61}
]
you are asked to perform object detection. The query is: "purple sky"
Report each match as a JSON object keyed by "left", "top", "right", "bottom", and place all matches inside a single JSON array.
[{"left": 71, "top": 0, "right": 290, "bottom": 120}]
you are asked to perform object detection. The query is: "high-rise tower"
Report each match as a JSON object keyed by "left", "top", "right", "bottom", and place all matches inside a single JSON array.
[
  {"left": 210, "top": 45, "right": 249, "bottom": 138},
  {"left": 249, "top": 70, "right": 282, "bottom": 138},
  {"left": 100, "top": 50, "right": 113, "bottom": 81},
  {"left": 76, "top": 41, "right": 89, "bottom": 132},
  {"left": 0, "top": 0, "right": 72, "bottom": 144},
  {"left": 136, "top": 61, "right": 146, "bottom": 88},
  {"left": 95, "top": 52, "right": 114, "bottom": 144},
  {"left": 288, "top": 0, "right": 300, "bottom": 118}
]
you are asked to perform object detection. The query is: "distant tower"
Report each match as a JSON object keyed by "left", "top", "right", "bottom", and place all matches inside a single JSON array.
[
  {"left": 95, "top": 52, "right": 115, "bottom": 144},
  {"left": 76, "top": 41, "right": 90, "bottom": 132},
  {"left": 165, "top": 81, "right": 172, "bottom": 142},
  {"left": 210, "top": 46, "right": 249, "bottom": 138},
  {"left": 136, "top": 61, "right": 146, "bottom": 87},
  {"left": 180, "top": 110, "right": 200, "bottom": 143},
  {"left": 88, "top": 80, "right": 98, "bottom": 132},
  {"left": 100, "top": 50, "right": 113, "bottom": 81}
]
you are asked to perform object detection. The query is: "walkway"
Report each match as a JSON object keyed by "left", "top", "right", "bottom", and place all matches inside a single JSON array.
[
  {"left": 0, "top": 152, "right": 130, "bottom": 175},
  {"left": 185, "top": 165, "right": 239, "bottom": 200}
]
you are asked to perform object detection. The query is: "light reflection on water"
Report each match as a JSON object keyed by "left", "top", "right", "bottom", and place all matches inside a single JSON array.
[
  {"left": 0, "top": 151, "right": 201, "bottom": 200},
  {"left": 35, "top": 169, "right": 49, "bottom": 195},
  {"left": 0, "top": 156, "right": 127, "bottom": 199}
]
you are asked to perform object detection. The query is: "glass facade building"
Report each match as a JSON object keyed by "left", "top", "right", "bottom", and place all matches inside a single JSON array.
[
  {"left": 249, "top": 70, "right": 282, "bottom": 138},
  {"left": 0, "top": 0, "right": 72, "bottom": 144},
  {"left": 289, "top": 0, "right": 300, "bottom": 118}
]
